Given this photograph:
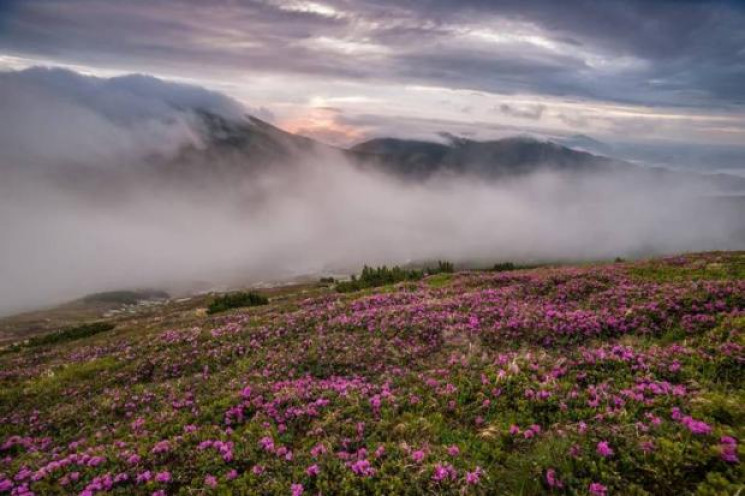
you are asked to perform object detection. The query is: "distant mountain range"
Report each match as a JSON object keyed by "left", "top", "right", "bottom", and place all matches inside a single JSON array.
[
  {"left": 124, "top": 111, "right": 745, "bottom": 193},
  {"left": 350, "top": 135, "right": 624, "bottom": 181}
]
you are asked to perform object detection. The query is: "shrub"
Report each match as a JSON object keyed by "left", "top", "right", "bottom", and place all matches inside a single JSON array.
[
  {"left": 207, "top": 291, "right": 269, "bottom": 314},
  {"left": 23, "top": 321, "right": 115, "bottom": 348},
  {"left": 427, "top": 260, "right": 454, "bottom": 275},
  {"left": 336, "top": 265, "right": 425, "bottom": 292},
  {"left": 492, "top": 262, "right": 517, "bottom": 272}
]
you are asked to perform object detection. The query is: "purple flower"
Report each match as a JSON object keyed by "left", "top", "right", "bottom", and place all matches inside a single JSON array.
[
  {"left": 259, "top": 436, "right": 275, "bottom": 452},
  {"left": 291, "top": 483, "right": 304, "bottom": 496},
  {"left": 431, "top": 463, "right": 457, "bottom": 482},
  {"left": 720, "top": 436, "right": 739, "bottom": 463},
  {"left": 681, "top": 416, "right": 712, "bottom": 435},
  {"left": 310, "top": 443, "right": 327, "bottom": 457},
  {"left": 465, "top": 467, "right": 483, "bottom": 485},
  {"left": 589, "top": 482, "right": 608, "bottom": 496},
  {"left": 306, "top": 464, "right": 320, "bottom": 477},
  {"left": 348, "top": 459, "right": 376, "bottom": 477},
  {"left": 0, "top": 479, "right": 12, "bottom": 491},
  {"left": 154, "top": 471, "right": 171, "bottom": 483},
  {"left": 596, "top": 441, "right": 614, "bottom": 458},
  {"left": 545, "top": 468, "right": 563, "bottom": 489},
  {"left": 136, "top": 471, "right": 152, "bottom": 484},
  {"left": 151, "top": 440, "right": 171, "bottom": 454}
]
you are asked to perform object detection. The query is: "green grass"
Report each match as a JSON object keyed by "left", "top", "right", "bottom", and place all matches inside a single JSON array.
[{"left": 427, "top": 273, "right": 454, "bottom": 288}]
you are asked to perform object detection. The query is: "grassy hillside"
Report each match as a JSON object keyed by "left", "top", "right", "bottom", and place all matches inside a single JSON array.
[{"left": 1, "top": 252, "right": 744, "bottom": 495}]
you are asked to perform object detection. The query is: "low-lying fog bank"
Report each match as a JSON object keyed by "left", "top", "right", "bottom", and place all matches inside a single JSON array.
[{"left": 1, "top": 68, "right": 743, "bottom": 315}]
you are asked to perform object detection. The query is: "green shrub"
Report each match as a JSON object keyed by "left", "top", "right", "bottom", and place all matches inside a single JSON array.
[
  {"left": 492, "top": 262, "right": 517, "bottom": 272},
  {"left": 207, "top": 291, "right": 269, "bottom": 314},
  {"left": 336, "top": 265, "right": 425, "bottom": 292},
  {"left": 22, "top": 321, "right": 115, "bottom": 348},
  {"left": 427, "top": 260, "right": 454, "bottom": 274}
]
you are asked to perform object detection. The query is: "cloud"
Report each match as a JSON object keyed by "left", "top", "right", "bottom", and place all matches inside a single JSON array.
[
  {"left": 0, "top": 67, "right": 743, "bottom": 316},
  {"left": 557, "top": 112, "right": 590, "bottom": 129},
  {"left": 0, "top": 67, "right": 246, "bottom": 167},
  {"left": 1, "top": 0, "right": 744, "bottom": 109},
  {"left": 498, "top": 103, "right": 545, "bottom": 120}
]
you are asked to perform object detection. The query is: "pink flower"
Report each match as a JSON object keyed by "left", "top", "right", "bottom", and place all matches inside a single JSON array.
[
  {"left": 227, "top": 469, "right": 239, "bottom": 480},
  {"left": 136, "top": 471, "right": 152, "bottom": 484},
  {"left": 465, "top": 467, "right": 483, "bottom": 485},
  {"left": 348, "top": 459, "right": 376, "bottom": 477},
  {"left": 596, "top": 441, "right": 614, "bottom": 458},
  {"left": 720, "top": 436, "right": 739, "bottom": 463},
  {"left": 447, "top": 445, "right": 460, "bottom": 457},
  {"left": 0, "top": 479, "right": 12, "bottom": 491},
  {"left": 545, "top": 468, "right": 563, "bottom": 488},
  {"left": 151, "top": 440, "right": 171, "bottom": 454},
  {"left": 310, "top": 443, "right": 327, "bottom": 458},
  {"left": 259, "top": 437, "right": 275, "bottom": 452},
  {"left": 374, "top": 445, "right": 385, "bottom": 458},
  {"left": 291, "top": 483, "right": 304, "bottom": 496},
  {"left": 204, "top": 475, "right": 218, "bottom": 488},
  {"left": 589, "top": 482, "right": 608, "bottom": 496},
  {"left": 640, "top": 441, "right": 655, "bottom": 454},
  {"left": 681, "top": 416, "right": 712, "bottom": 435},
  {"left": 431, "top": 463, "right": 457, "bottom": 482},
  {"left": 155, "top": 471, "right": 171, "bottom": 483},
  {"left": 306, "top": 464, "right": 320, "bottom": 477},
  {"left": 411, "top": 450, "right": 425, "bottom": 463}
]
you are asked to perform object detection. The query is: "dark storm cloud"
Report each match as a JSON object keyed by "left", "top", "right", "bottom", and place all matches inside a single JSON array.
[{"left": 0, "top": 0, "right": 744, "bottom": 108}]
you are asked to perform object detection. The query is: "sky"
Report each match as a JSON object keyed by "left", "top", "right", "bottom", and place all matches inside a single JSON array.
[{"left": 1, "top": 0, "right": 744, "bottom": 148}]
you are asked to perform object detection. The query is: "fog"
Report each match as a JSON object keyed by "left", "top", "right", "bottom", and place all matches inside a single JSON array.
[{"left": 0, "top": 68, "right": 743, "bottom": 315}]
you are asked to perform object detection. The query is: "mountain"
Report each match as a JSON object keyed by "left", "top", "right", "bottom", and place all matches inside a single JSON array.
[
  {"left": 556, "top": 134, "right": 614, "bottom": 156},
  {"left": 159, "top": 111, "right": 328, "bottom": 179},
  {"left": 351, "top": 135, "right": 625, "bottom": 180},
  {"left": 123, "top": 110, "right": 745, "bottom": 194}
]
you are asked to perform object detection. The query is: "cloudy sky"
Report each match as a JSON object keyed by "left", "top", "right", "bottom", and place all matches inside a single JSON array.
[{"left": 1, "top": 0, "right": 744, "bottom": 147}]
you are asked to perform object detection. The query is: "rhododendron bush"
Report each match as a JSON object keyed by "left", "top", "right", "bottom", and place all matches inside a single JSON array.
[{"left": 1, "top": 253, "right": 743, "bottom": 494}]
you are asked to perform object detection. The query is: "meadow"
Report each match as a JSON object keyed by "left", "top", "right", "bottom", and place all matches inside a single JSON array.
[{"left": 1, "top": 252, "right": 743, "bottom": 495}]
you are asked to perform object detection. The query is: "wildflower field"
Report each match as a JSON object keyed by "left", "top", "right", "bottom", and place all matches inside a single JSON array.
[{"left": 1, "top": 252, "right": 744, "bottom": 495}]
